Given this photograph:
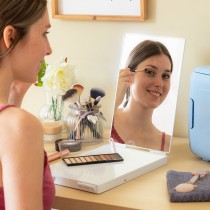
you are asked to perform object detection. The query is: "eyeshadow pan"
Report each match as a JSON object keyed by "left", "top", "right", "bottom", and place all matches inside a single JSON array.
[
  {"left": 85, "top": 156, "right": 92, "bottom": 162},
  {"left": 109, "top": 154, "right": 116, "bottom": 160},
  {"left": 104, "top": 154, "right": 112, "bottom": 160},
  {"left": 114, "top": 153, "right": 121, "bottom": 159},
  {"left": 99, "top": 155, "right": 107, "bottom": 161},
  {"left": 64, "top": 158, "right": 71, "bottom": 164},
  {"left": 95, "top": 155, "right": 102, "bottom": 161},
  {"left": 63, "top": 153, "right": 123, "bottom": 166},
  {"left": 70, "top": 158, "right": 77, "bottom": 164},
  {"left": 75, "top": 157, "right": 82, "bottom": 163},
  {"left": 80, "top": 157, "right": 87, "bottom": 162},
  {"left": 89, "top": 155, "right": 97, "bottom": 162}
]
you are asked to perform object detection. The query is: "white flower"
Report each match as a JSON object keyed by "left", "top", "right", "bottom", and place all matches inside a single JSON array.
[{"left": 42, "top": 57, "right": 76, "bottom": 95}]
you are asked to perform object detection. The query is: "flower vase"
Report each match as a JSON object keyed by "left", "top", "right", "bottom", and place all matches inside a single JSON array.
[
  {"left": 39, "top": 92, "right": 64, "bottom": 142},
  {"left": 39, "top": 92, "right": 64, "bottom": 121}
]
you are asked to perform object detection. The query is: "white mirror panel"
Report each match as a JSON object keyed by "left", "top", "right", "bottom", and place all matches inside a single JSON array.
[{"left": 112, "top": 33, "right": 185, "bottom": 152}]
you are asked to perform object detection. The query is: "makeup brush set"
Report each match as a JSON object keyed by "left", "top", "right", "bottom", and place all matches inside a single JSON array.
[{"left": 62, "top": 84, "right": 106, "bottom": 142}]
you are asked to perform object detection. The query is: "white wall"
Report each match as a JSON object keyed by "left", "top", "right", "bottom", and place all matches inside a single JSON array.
[{"left": 22, "top": 0, "right": 210, "bottom": 138}]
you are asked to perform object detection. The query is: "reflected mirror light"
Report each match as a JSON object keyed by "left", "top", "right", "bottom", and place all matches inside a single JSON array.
[{"left": 111, "top": 33, "right": 185, "bottom": 152}]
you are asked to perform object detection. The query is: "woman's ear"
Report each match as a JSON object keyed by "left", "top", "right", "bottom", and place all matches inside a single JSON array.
[{"left": 3, "top": 26, "right": 17, "bottom": 49}]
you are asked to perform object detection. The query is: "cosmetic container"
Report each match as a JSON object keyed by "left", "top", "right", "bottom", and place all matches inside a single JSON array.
[
  {"left": 57, "top": 139, "right": 81, "bottom": 152},
  {"left": 65, "top": 105, "right": 105, "bottom": 144}
]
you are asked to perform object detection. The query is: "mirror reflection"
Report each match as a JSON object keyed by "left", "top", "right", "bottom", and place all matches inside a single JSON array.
[{"left": 111, "top": 34, "right": 185, "bottom": 152}]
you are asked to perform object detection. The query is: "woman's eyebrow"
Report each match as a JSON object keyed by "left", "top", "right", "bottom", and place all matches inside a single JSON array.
[
  {"left": 145, "top": 65, "right": 157, "bottom": 69},
  {"left": 145, "top": 65, "right": 172, "bottom": 72}
]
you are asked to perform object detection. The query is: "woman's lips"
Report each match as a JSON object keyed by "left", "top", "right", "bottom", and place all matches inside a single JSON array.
[{"left": 148, "top": 90, "right": 161, "bottom": 97}]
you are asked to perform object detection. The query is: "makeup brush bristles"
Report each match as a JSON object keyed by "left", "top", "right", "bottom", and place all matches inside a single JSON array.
[
  {"left": 135, "top": 68, "right": 146, "bottom": 73},
  {"left": 129, "top": 67, "right": 145, "bottom": 73},
  {"left": 62, "top": 88, "right": 81, "bottom": 108},
  {"left": 71, "top": 83, "right": 84, "bottom": 97},
  {"left": 63, "top": 86, "right": 105, "bottom": 111},
  {"left": 62, "top": 88, "right": 77, "bottom": 101},
  {"left": 90, "top": 88, "right": 105, "bottom": 99}
]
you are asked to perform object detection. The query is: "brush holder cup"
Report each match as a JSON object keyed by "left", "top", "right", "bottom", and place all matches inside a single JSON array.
[{"left": 65, "top": 105, "right": 106, "bottom": 144}]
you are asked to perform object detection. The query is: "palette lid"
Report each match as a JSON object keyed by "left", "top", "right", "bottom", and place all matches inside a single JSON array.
[{"left": 50, "top": 141, "right": 167, "bottom": 194}]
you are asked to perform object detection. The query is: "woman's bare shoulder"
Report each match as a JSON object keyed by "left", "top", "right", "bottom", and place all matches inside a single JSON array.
[
  {"left": 0, "top": 107, "right": 43, "bottom": 153},
  {"left": 1, "top": 107, "right": 42, "bottom": 130}
]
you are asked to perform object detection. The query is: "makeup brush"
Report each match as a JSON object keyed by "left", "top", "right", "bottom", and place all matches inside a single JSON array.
[
  {"left": 62, "top": 88, "right": 77, "bottom": 101},
  {"left": 128, "top": 65, "right": 146, "bottom": 73},
  {"left": 135, "top": 68, "right": 146, "bottom": 73},
  {"left": 71, "top": 83, "right": 84, "bottom": 102},
  {"left": 89, "top": 88, "right": 105, "bottom": 107},
  {"left": 62, "top": 88, "right": 81, "bottom": 108},
  {"left": 93, "top": 96, "right": 101, "bottom": 106},
  {"left": 90, "top": 87, "right": 105, "bottom": 100},
  {"left": 85, "top": 100, "right": 92, "bottom": 111}
]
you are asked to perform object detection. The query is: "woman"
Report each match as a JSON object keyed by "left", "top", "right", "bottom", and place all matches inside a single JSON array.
[
  {"left": 0, "top": 0, "right": 54, "bottom": 209},
  {"left": 111, "top": 40, "right": 173, "bottom": 152}
]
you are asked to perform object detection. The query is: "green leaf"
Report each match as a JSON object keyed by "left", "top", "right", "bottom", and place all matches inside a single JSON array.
[{"left": 37, "top": 60, "right": 48, "bottom": 87}]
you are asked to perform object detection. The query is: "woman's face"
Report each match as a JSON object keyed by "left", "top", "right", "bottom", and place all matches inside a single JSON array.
[
  {"left": 130, "top": 54, "right": 172, "bottom": 109},
  {"left": 10, "top": 9, "right": 52, "bottom": 83}
]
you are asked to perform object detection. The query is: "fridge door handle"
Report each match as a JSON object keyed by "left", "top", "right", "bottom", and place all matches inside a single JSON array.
[{"left": 189, "top": 98, "right": 194, "bottom": 129}]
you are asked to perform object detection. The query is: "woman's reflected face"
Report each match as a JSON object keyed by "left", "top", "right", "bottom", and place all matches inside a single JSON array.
[{"left": 131, "top": 54, "right": 172, "bottom": 109}]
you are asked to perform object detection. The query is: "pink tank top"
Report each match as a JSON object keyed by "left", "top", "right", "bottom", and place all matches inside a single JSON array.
[{"left": 0, "top": 104, "right": 55, "bottom": 210}]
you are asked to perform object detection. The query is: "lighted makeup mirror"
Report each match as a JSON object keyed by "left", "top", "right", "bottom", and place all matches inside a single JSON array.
[
  {"left": 111, "top": 33, "right": 185, "bottom": 152},
  {"left": 50, "top": 34, "right": 185, "bottom": 194}
]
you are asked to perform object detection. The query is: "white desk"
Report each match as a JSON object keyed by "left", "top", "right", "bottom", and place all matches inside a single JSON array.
[{"left": 45, "top": 137, "right": 210, "bottom": 210}]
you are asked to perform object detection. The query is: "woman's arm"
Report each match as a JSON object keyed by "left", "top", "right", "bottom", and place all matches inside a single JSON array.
[
  {"left": 0, "top": 108, "right": 44, "bottom": 210},
  {"left": 114, "top": 68, "right": 134, "bottom": 110}
]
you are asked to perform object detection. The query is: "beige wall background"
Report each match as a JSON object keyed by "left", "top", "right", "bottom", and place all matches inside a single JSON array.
[{"left": 22, "top": 0, "right": 210, "bottom": 138}]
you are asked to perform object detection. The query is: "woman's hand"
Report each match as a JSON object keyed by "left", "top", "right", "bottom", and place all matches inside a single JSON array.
[
  {"left": 114, "top": 68, "right": 135, "bottom": 109},
  {"left": 8, "top": 81, "right": 32, "bottom": 107}
]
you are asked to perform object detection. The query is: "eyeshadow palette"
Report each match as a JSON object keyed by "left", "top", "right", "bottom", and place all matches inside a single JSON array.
[{"left": 63, "top": 153, "right": 123, "bottom": 166}]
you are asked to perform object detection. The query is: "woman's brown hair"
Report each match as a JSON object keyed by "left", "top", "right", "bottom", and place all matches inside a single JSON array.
[{"left": 0, "top": 0, "right": 47, "bottom": 58}]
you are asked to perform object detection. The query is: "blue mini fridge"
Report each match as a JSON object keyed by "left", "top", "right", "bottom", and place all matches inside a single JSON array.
[{"left": 189, "top": 66, "right": 210, "bottom": 161}]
